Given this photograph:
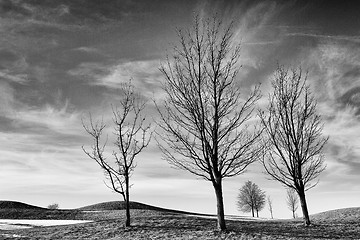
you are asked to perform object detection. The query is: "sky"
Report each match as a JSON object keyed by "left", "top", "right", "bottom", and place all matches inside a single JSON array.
[{"left": 0, "top": 0, "right": 359, "bottom": 219}]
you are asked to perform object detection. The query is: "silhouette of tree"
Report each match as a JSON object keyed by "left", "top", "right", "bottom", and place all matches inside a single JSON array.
[
  {"left": 156, "top": 15, "right": 263, "bottom": 231},
  {"left": 237, "top": 180, "right": 266, "bottom": 217},
  {"left": 259, "top": 66, "right": 328, "bottom": 226},
  {"left": 82, "top": 81, "right": 152, "bottom": 227}
]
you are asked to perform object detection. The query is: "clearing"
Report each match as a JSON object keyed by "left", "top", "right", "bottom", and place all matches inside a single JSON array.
[{"left": 0, "top": 200, "right": 359, "bottom": 239}]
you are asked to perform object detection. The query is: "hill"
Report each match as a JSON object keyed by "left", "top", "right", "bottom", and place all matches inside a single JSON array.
[
  {"left": 79, "top": 201, "right": 160, "bottom": 211},
  {"left": 0, "top": 201, "right": 46, "bottom": 210},
  {"left": 311, "top": 207, "right": 360, "bottom": 222},
  {"left": 0, "top": 200, "right": 207, "bottom": 217},
  {"left": 79, "top": 201, "right": 208, "bottom": 216},
  {"left": 0, "top": 201, "right": 80, "bottom": 220}
]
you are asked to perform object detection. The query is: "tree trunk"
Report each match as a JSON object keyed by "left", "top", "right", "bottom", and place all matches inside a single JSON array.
[
  {"left": 125, "top": 175, "right": 131, "bottom": 227},
  {"left": 251, "top": 207, "right": 254, "bottom": 217},
  {"left": 213, "top": 180, "right": 226, "bottom": 231},
  {"left": 292, "top": 210, "right": 295, "bottom": 219},
  {"left": 256, "top": 209, "right": 259, "bottom": 218},
  {"left": 298, "top": 190, "right": 311, "bottom": 226}
]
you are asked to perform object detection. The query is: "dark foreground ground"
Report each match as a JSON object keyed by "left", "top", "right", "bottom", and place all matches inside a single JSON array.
[{"left": 0, "top": 202, "right": 359, "bottom": 239}]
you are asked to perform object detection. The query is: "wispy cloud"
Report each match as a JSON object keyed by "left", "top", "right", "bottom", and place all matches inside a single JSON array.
[
  {"left": 17, "top": 101, "right": 81, "bottom": 134},
  {"left": 202, "top": 1, "right": 294, "bottom": 91},
  {"left": 296, "top": 39, "right": 360, "bottom": 186},
  {"left": 0, "top": 81, "right": 17, "bottom": 115},
  {"left": 0, "top": 71, "right": 28, "bottom": 84},
  {"left": 232, "top": 1, "right": 281, "bottom": 69},
  {"left": 69, "top": 60, "right": 163, "bottom": 98},
  {"left": 100, "top": 60, "right": 162, "bottom": 95},
  {"left": 286, "top": 33, "right": 360, "bottom": 43},
  {"left": 0, "top": 0, "right": 130, "bottom": 29},
  {"left": 0, "top": 94, "right": 91, "bottom": 198},
  {"left": 68, "top": 62, "right": 111, "bottom": 83},
  {"left": 305, "top": 41, "right": 360, "bottom": 104}
]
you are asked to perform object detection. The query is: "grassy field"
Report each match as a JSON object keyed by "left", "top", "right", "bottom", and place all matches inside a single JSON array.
[{"left": 0, "top": 201, "right": 359, "bottom": 239}]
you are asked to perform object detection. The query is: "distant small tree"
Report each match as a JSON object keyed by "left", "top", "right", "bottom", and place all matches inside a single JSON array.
[
  {"left": 47, "top": 203, "right": 59, "bottom": 210},
  {"left": 254, "top": 188, "right": 266, "bottom": 217},
  {"left": 237, "top": 181, "right": 266, "bottom": 217},
  {"left": 267, "top": 196, "right": 273, "bottom": 219},
  {"left": 82, "top": 81, "right": 152, "bottom": 227},
  {"left": 286, "top": 188, "right": 299, "bottom": 219}
]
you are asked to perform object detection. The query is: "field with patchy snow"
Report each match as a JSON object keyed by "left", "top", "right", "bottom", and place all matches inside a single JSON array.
[{"left": 0, "top": 201, "right": 359, "bottom": 239}]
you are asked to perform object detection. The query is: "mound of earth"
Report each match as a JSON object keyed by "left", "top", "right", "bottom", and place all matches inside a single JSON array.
[
  {"left": 311, "top": 207, "right": 360, "bottom": 222},
  {"left": 0, "top": 201, "right": 45, "bottom": 210},
  {"left": 79, "top": 201, "right": 207, "bottom": 216},
  {"left": 0, "top": 201, "right": 82, "bottom": 220},
  {"left": 79, "top": 201, "right": 160, "bottom": 211}
]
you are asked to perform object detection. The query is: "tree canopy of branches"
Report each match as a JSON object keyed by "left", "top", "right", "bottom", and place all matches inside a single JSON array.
[
  {"left": 237, "top": 180, "right": 266, "bottom": 217},
  {"left": 156, "top": 15, "right": 262, "bottom": 231},
  {"left": 82, "top": 81, "right": 152, "bottom": 227},
  {"left": 287, "top": 188, "right": 299, "bottom": 218},
  {"left": 259, "top": 66, "right": 328, "bottom": 226}
]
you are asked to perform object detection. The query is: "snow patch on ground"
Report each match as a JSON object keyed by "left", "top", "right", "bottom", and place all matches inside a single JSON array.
[{"left": 0, "top": 219, "right": 92, "bottom": 230}]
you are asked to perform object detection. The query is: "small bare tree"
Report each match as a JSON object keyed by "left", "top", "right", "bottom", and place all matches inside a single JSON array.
[
  {"left": 156, "top": 15, "right": 262, "bottom": 231},
  {"left": 237, "top": 181, "right": 256, "bottom": 217},
  {"left": 237, "top": 181, "right": 266, "bottom": 218},
  {"left": 259, "top": 66, "right": 328, "bottom": 226},
  {"left": 267, "top": 196, "right": 273, "bottom": 219},
  {"left": 82, "top": 81, "right": 152, "bottom": 227},
  {"left": 47, "top": 203, "right": 59, "bottom": 210},
  {"left": 286, "top": 188, "right": 299, "bottom": 218}
]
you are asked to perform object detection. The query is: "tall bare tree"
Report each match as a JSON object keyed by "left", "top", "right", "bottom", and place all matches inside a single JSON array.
[
  {"left": 237, "top": 180, "right": 266, "bottom": 217},
  {"left": 156, "top": 16, "right": 262, "bottom": 230},
  {"left": 267, "top": 196, "right": 273, "bottom": 219},
  {"left": 286, "top": 188, "right": 299, "bottom": 219},
  {"left": 82, "top": 82, "right": 152, "bottom": 227},
  {"left": 259, "top": 66, "right": 328, "bottom": 226}
]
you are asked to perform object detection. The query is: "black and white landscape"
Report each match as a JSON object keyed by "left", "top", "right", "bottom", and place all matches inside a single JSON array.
[{"left": 0, "top": 0, "right": 359, "bottom": 239}]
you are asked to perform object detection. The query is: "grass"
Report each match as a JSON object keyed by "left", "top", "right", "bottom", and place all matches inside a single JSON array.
[{"left": 0, "top": 201, "right": 359, "bottom": 239}]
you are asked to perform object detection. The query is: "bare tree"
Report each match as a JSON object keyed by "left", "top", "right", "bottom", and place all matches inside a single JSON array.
[
  {"left": 82, "top": 82, "right": 152, "bottom": 227},
  {"left": 237, "top": 180, "right": 265, "bottom": 217},
  {"left": 237, "top": 181, "right": 256, "bottom": 217},
  {"left": 47, "top": 203, "right": 59, "bottom": 210},
  {"left": 286, "top": 188, "right": 299, "bottom": 219},
  {"left": 259, "top": 66, "right": 328, "bottom": 226},
  {"left": 267, "top": 196, "right": 273, "bottom": 219},
  {"left": 254, "top": 187, "right": 266, "bottom": 218},
  {"left": 156, "top": 16, "right": 262, "bottom": 231}
]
